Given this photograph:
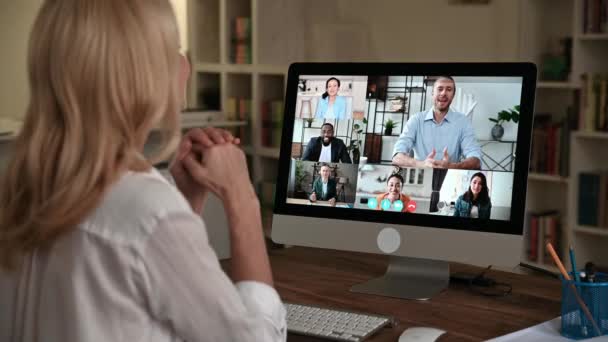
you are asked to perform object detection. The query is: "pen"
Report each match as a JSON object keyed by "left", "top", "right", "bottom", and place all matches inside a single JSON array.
[
  {"left": 546, "top": 243, "right": 602, "bottom": 337},
  {"left": 569, "top": 245, "right": 580, "bottom": 283}
]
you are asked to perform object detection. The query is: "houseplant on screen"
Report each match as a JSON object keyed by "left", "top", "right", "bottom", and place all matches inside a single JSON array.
[
  {"left": 347, "top": 119, "right": 367, "bottom": 164},
  {"left": 294, "top": 160, "right": 308, "bottom": 198},
  {"left": 489, "top": 105, "right": 520, "bottom": 140},
  {"left": 383, "top": 119, "right": 399, "bottom": 136}
]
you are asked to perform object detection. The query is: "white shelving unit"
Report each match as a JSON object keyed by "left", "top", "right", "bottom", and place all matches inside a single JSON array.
[
  {"left": 569, "top": 130, "right": 608, "bottom": 270},
  {"left": 520, "top": 0, "right": 608, "bottom": 273},
  {"left": 185, "top": 0, "right": 299, "bottom": 233}
]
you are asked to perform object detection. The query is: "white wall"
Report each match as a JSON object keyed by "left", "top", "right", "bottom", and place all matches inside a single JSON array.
[
  {"left": 0, "top": 1, "right": 42, "bottom": 120},
  {"left": 0, "top": 0, "right": 188, "bottom": 122},
  {"left": 169, "top": 0, "right": 188, "bottom": 53},
  {"left": 299, "top": 0, "right": 521, "bottom": 63}
]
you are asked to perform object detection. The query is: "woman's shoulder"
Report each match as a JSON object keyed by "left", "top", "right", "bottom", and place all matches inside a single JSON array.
[{"left": 81, "top": 168, "right": 194, "bottom": 243}]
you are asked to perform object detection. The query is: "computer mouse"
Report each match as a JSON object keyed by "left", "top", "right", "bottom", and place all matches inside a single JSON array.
[{"left": 398, "top": 326, "right": 446, "bottom": 342}]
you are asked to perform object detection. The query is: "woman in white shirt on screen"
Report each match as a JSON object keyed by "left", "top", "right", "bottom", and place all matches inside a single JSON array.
[{"left": 0, "top": 1, "right": 286, "bottom": 341}]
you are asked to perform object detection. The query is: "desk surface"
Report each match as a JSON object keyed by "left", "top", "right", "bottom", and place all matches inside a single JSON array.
[
  {"left": 225, "top": 246, "right": 561, "bottom": 342},
  {"left": 287, "top": 198, "right": 350, "bottom": 207}
]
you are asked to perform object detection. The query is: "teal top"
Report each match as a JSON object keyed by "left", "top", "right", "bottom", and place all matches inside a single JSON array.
[{"left": 453, "top": 195, "right": 492, "bottom": 219}]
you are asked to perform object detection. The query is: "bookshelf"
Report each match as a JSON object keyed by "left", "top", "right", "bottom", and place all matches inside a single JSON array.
[
  {"left": 520, "top": 0, "right": 608, "bottom": 273},
  {"left": 185, "top": 0, "right": 292, "bottom": 233}
]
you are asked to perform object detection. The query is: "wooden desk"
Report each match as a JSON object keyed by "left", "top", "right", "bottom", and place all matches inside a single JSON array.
[
  {"left": 287, "top": 198, "right": 350, "bottom": 207},
  {"left": 230, "top": 247, "right": 562, "bottom": 341}
]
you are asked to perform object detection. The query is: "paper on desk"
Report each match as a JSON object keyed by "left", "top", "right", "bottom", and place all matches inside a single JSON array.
[{"left": 486, "top": 317, "right": 608, "bottom": 342}]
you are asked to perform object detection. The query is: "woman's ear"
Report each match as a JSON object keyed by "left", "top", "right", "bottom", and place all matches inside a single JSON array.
[{"left": 179, "top": 53, "right": 191, "bottom": 89}]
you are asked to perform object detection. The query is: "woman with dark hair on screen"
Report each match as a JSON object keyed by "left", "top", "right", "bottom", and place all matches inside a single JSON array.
[
  {"left": 315, "top": 77, "right": 348, "bottom": 120},
  {"left": 454, "top": 172, "right": 492, "bottom": 219},
  {"left": 0, "top": 1, "right": 285, "bottom": 341},
  {"left": 375, "top": 174, "right": 411, "bottom": 212}
]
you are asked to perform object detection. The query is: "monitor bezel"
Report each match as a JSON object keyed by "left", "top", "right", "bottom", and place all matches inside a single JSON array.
[{"left": 274, "top": 62, "right": 536, "bottom": 236}]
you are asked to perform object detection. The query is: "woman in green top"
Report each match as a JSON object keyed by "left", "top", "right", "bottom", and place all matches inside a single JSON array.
[{"left": 454, "top": 172, "right": 492, "bottom": 219}]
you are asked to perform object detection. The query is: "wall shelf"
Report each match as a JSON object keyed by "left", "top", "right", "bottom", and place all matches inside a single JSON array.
[
  {"left": 0, "top": 134, "right": 15, "bottom": 143},
  {"left": 528, "top": 173, "right": 569, "bottom": 184},
  {"left": 572, "top": 131, "right": 608, "bottom": 140},
  {"left": 181, "top": 120, "right": 247, "bottom": 129},
  {"left": 574, "top": 226, "right": 608, "bottom": 237},
  {"left": 537, "top": 81, "right": 580, "bottom": 89},
  {"left": 578, "top": 33, "right": 608, "bottom": 41},
  {"left": 194, "top": 63, "right": 286, "bottom": 75}
]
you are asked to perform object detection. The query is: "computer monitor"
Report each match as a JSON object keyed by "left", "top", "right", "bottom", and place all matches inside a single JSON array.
[{"left": 272, "top": 63, "right": 536, "bottom": 300}]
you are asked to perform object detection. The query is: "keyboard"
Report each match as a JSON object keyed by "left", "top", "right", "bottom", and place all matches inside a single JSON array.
[{"left": 285, "top": 302, "right": 393, "bottom": 341}]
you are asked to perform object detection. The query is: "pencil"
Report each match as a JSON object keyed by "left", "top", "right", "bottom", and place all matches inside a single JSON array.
[{"left": 546, "top": 243, "right": 602, "bottom": 337}]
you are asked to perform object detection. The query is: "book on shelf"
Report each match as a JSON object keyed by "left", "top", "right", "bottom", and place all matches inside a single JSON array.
[
  {"left": 582, "top": 0, "right": 608, "bottom": 34},
  {"left": 225, "top": 97, "right": 251, "bottom": 144},
  {"left": 261, "top": 100, "right": 284, "bottom": 148},
  {"left": 231, "top": 17, "right": 251, "bottom": 64},
  {"left": 578, "top": 171, "right": 608, "bottom": 227},
  {"left": 524, "top": 211, "right": 561, "bottom": 265},
  {"left": 529, "top": 113, "right": 571, "bottom": 176},
  {"left": 578, "top": 73, "right": 608, "bottom": 132}
]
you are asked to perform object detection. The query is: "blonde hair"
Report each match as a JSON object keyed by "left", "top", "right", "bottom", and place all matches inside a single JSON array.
[{"left": 0, "top": 0, "right": 183, "bottom": 270}]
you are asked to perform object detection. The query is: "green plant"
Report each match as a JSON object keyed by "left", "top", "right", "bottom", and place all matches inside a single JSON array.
[
  {"left": 382, "top": 119, "right": 399, "bottom": 130},
  {"left": 489, "top": 105, "right": 520, "bottom": 126},
  {"left": 294, "top": 160, "right": 306, "bottom": 191},
  {"left": 382, "top": 119, "right": 399, "bottom": 135}
]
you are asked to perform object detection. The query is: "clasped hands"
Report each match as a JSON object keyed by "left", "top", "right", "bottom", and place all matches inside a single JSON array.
[{"left": 169, "top": 127, "right": 247, "bottom": 214}]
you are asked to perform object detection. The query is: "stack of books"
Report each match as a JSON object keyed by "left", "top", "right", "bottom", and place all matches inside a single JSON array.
[
  {"left": 578, "top": 73, "right": 608, "bottom": 132},
  {"left": 582, "top": 0, "right": 608, "bottom": 34},
  {"left": 529, "top": 113, "right": 571, "bottom": 176},
  {"left": 231, "top": 17, "right": 251, "bottom": 64},
  {"left": 578, "top": 171, "right": 608, "bottom": 228},
  {"left": 525, "top": 211, "right": 562, "bottom": 265}
]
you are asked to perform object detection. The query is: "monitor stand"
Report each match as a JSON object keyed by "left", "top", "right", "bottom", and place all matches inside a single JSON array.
[{"left": 350, "top": 256, "right": 449, "bottom": 300}]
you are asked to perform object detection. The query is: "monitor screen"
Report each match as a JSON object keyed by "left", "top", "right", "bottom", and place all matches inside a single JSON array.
[{"left": 272, "top": 63, "right": 536, "bottom": 299}]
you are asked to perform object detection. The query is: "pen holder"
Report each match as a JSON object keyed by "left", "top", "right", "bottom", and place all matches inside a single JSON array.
[{"left": 560, "top": 272, "right": 608, "bottom": 340}]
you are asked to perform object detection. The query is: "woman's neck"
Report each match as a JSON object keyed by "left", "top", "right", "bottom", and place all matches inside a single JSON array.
[{"left": 328, "top": 95, "right": 336, "bottom": 102}]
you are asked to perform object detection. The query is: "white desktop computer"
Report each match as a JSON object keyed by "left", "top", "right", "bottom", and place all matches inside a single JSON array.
[{"left": 272, "top": 63, "right": 536, "bottom": 300}]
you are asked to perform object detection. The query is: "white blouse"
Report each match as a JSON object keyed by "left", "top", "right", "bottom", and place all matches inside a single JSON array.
[{"left": 0, "top": 168, "right": 286, "bottom": 342}]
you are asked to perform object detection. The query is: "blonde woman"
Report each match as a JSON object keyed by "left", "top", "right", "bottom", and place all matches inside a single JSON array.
[{"left": 0, "top": 1, "right": 285, "bottom": 341}]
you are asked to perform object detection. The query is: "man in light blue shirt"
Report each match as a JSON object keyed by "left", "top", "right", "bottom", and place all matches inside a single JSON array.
[{"left": 392, "top": 76, "right": 481, "bottom": 170}]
